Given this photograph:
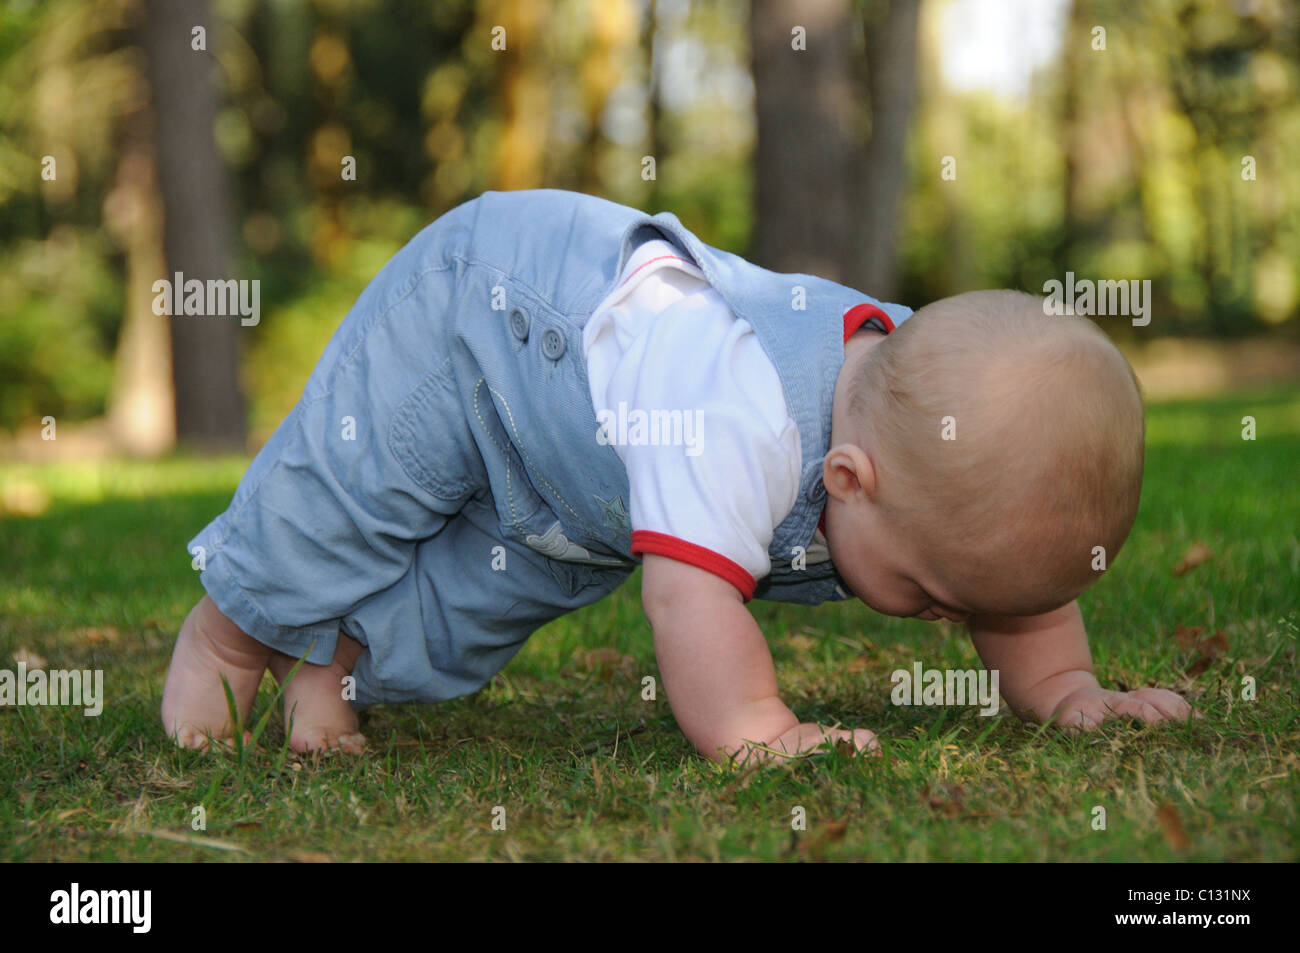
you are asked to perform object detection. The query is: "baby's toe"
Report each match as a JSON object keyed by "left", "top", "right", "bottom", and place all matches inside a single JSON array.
[
  {"left": 336, "top": 732, "right": 367, "bottom": 754},
  {"left": 289, "top": 727, "right": 329, "bottom": 753},
  {"left": 172, "top": 724, "right": 212, "bottom": 751},
  {"left": 291, "top": 726, "right": 365, "bottom": 754}
]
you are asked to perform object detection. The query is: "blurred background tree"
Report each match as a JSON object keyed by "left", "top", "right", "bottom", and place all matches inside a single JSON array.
[
  {"left": 144, "top": 0, "right": 245, "bottom": 451},
  {"left": 0, "top": 0, "right": 1296, "bottom": 454}
]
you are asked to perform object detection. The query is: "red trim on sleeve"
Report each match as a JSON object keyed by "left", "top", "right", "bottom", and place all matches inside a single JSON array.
[
  {"left": 843, "top": 302, "right": 896, "bottom": 340},
  {"left": 631, "top": 530, "right": 757, "bottom": 601}
]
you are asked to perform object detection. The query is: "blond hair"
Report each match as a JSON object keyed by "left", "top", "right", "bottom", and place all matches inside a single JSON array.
[{"left": 851, "top": 290, "right": 1145, "bottom": 611}]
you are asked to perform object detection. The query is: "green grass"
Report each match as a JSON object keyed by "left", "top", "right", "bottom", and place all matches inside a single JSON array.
[{"left": 1, "top": 388, "right": 1297, "bottom": 861}]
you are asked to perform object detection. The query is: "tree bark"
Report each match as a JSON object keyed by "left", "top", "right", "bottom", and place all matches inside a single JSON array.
[
  {"left": 856, "top": 0, "right": 920, "bottom": 298},
  {"left": 103, "top": 109, "right": 175, "bottom": 457},
  {"left": 142, "top": 0, "right": 246, "bottom": 451},
  {"left": 492, "top": 0, "right": 550, "bottom": 190},
  {"left": 750, "top": 0, "right": 919, "bottom": 296},
  {"left": 750, "top": 0, "right": 863, "bottom": 282},
  {"left": 642, "top": 0, "right": 665, "bottom": 211}
]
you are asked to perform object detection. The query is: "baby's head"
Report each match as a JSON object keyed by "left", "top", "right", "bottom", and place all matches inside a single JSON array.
[{"left": 823, "top": 289, "right": 1145, "bottom": 620}]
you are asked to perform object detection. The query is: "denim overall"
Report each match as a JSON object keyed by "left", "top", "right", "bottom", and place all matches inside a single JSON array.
[{"left": 188, "top": 189, "right": 913, "bottom": 705}]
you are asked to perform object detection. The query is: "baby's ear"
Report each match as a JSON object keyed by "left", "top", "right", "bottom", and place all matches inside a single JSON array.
[{"left": 823, "top": 443, "right": 876, "bottom": 500}]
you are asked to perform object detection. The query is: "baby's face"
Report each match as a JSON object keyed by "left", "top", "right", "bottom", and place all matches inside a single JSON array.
[
  {"left": 824, "top": 486, "right": 1078, "bottom": 621},
  {"left": 826, "top": 496, "right": 975, "bottom": 622}
]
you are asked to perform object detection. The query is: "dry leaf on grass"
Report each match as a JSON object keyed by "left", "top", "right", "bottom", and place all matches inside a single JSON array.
[
  {"left": 820, "top": 819, "right": 849, "bottom": 841},
  {"left": 577, "top": 648, "right": 637, "bottom": 678},
  {"left": 1155, "top": 802, "right": 1189, "bottom": 851},
  {"left": 1173, "top": 625, "right": 1229, "bottom": 679},
  {"left": 1172, "top": 542, "right": 1213, "bottom": 576},
  {"left": 794, "top": 819, "right": 850, "bottom": 857},
  {"left": 832, "top": 737, "right": 859, "bottom": 759},
  {"left": 78, "top": 627, "right": 121, "bottom": 645},
  {"left": 923, "top": 783, "right": 966, "bottom": 818},
  {"left": 785, "top": 633, "right": 816, "bottom": 652}
]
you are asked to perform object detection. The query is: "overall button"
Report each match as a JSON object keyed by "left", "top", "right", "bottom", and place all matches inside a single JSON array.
[
  {"left": 807, "top": 476, "right": 827, "bottom": 503},
  {"left": 541, "top": 328, "right": 566, "bottom": 360},
  {"left": 509, "top": 307, "right": 530, "bottom": 341}
]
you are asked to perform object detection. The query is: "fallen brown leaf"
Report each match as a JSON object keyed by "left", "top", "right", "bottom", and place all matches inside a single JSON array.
[
  {"left": 923, "top": 783, "right": 965, "bottom": 818},
  {"left": 79, "top": 626, "right": 121, "bottom": 644},
  {"left": 1174, "top": 626, "right": 1228, "bottom": 679},
  {"left": 578, "top": 648, "right": 636, "bottom": 677},
  {"left": 794, "top": 819, "right": 850, "bottom": 857},
  {"left": 832, "top": 737, "right": 858, "bottom": 759},
  {"left": 1199, "top": 630, "right": 1229, "bottom": 657},
  {"left": 1155, "top": 802, "right": 1189, "bottom": 851},
  {"left": 821, "top": 819, "right": 849, "bottom": 841},
  {"left": 1172, "top": 542, "right": 1213, "bottom": 576},
  {"left": 786, "top": 633, "right": 816, "bottom": 652}
]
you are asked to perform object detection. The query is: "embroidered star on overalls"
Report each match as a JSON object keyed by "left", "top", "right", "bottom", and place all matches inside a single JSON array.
[{"left": 594, "top": 493, "right": 630, "bottom": 535}]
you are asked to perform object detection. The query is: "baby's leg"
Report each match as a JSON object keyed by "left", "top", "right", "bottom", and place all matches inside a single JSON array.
[
  {"left": 268, "top": 632, "right": 366, "bottom": 753},
  {"left": 161, "top": 595, "right": 274, "bottom": 750}
]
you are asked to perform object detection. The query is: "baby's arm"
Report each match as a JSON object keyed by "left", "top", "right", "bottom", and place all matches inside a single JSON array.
[
  {"left": 641, "top": 554, "right": 877, "bottom": 765},
  {"left": 968, "top": 600, "right": 1193, "bottom": 728}
]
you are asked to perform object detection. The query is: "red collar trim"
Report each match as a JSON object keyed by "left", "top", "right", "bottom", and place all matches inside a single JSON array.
[{"left": 843, "top": 302, "right": 896, "bottom": 340}]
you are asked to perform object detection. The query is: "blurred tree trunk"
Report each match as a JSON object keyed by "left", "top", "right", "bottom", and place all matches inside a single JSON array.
[
  {"left": 750, "top": 0, "right": 861, "bottom": 281},
  {"left": 750, "top": 0, "right": 918, "bottom": 296},
  {"left": 103, "top": 108, "right": 175, "bottom": 457},
  {"left": 1059, "top": 0, "right": 1086, "bottom": 272},
  {"left": 642, "top": 0, "right": 665, "bottom": 211},
  {"left": 142, "top": 0, "right": 247, "bottom": 451},
  {"left": 856, "top": 0, "right": 919, "bottom": 298},
  {"left": 577, "top": 0, "right": 634, "bottom": 194},
  {"left": 493, "top": 0, "right": 550, "bottom": 190}
]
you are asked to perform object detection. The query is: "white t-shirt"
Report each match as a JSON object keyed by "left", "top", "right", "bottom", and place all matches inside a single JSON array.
[
  {"left": 584, "top": 239, "right": 800, "bottom": 599},
  {"left": 584, "top": 238, "right": 894, "bottom": 599}
]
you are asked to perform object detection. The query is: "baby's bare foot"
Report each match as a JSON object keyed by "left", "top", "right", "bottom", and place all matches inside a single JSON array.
[
  {"left": 161, "top": 595, "right": 273, "bottom": 750},
  {"left": 269, "top": 632, "right": 365, "bottom": 754}
]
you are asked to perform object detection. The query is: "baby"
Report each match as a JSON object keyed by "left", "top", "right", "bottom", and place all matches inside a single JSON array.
[{"left": 160, "top": 188, "right": 1192, "bottom": 764}]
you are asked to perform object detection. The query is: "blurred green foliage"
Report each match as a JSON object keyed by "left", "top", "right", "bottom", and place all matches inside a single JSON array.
[{"left": 0, "top": 0, "right": 1296, "bottom": 438}]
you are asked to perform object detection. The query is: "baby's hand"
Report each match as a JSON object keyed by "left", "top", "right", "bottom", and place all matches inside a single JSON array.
[
  {"left": 970, "top": 603, "right": 1200, "bottom": 734},
  {"left": 1048, "top": 685, "right": 1194, "bottom": 731}
]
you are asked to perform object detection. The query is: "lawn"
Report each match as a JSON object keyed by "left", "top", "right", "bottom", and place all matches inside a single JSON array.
[{"left": 1, "top": 387, "right": 1297, "bottom": 862}]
